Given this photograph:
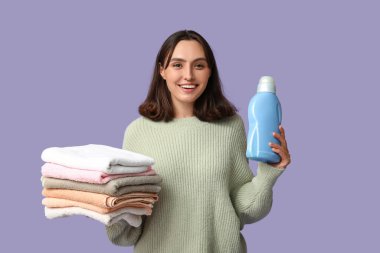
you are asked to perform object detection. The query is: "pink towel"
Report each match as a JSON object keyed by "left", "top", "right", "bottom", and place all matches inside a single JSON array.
[{"left": 41, "top": 163, "right": 156, "bottom": 184}]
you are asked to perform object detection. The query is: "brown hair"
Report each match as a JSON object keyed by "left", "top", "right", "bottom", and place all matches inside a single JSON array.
[{"left": 139, "top": 30, "right": 237, "bottom": 122}]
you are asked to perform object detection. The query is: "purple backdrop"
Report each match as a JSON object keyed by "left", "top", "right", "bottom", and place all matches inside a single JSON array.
[{"left": 1, "top": 0, "right": 379, "bottom": 252}]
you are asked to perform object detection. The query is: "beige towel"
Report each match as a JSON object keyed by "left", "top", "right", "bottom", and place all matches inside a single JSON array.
[
  {"left": 42, "top": 188, "right": 158, "bottom": 209},
  {"left": 42, "top": 197, "right": 153, "bottom": 215}
]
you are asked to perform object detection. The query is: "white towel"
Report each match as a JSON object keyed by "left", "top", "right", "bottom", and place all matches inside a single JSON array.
[
  {"left": 44, "top": 206, "right": 145, "bottom": 227},
  {"left": 41, "top": 144, "right": 154, "bottom": 174}
]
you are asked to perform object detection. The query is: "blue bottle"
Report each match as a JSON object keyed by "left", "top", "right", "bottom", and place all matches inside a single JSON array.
[{"left": 246, "top": 76, "right": 282, "bottom": 163}]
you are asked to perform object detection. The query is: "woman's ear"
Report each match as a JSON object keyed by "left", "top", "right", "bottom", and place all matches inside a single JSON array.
[{"left": 159, "top": 63, "right": 166, "bottom": 80}]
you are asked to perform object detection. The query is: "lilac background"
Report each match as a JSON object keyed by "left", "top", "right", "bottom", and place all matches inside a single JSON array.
[{"left": 1, "top": 0, "right": 379, "bottom": 252}]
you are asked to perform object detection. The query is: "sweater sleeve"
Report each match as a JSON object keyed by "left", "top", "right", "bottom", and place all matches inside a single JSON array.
[
  {"left": 229, "top": 116, "right": 284, "bottom": 227},
  {"left": 105, "top": 219, "right": 144, "bottom": 246},
  {"left": 105, "top": 119, "right": 145, "bottom": 246}
]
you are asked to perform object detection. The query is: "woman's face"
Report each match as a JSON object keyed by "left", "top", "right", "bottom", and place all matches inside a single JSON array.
[{"left": 160, "top": 40, "right": 211, "bottom": 112}]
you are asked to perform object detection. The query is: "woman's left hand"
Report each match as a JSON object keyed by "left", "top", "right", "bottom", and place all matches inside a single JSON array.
[{"left": 268, "top": 125, "right": 291, "bottom": 169}]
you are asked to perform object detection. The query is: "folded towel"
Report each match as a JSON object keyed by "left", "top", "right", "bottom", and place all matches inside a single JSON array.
[
  {"left": 42, "top": 188, "right": 159, "bottom": 209},
  {"left": 41, "top": 144, "right": 154, "bottom": 174},
  {"left": 44, "top": 206, "right": 143, "bottom": 227},
  {"left": 41, "top": 163, "right": 157, "bottom": 184},
  {"left": 42, "top": 198, "right": 153, "bottom": 214},
  {"left": 105, "top": 193, "right": 158, "bottom": 207},
  {"left": 41, "top": 176, "right": 162, "bottom": 196}
]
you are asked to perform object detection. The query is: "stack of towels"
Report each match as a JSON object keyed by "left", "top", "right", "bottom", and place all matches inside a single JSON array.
[{"left": 40, "top": 144, "right": 162, "bottom": 227}]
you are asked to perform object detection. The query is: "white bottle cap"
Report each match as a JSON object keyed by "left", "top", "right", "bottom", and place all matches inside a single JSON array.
[{"left": 257, "top": 76, "right": 276, "bottom": 93}]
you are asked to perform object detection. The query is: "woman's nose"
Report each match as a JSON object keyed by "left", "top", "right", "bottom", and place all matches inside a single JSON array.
[{"left": 184, "top": 66, "right": 194, "bottom": 81}]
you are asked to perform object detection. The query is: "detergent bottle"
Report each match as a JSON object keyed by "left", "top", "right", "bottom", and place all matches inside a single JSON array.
[{"left": 246, "top": 76, "right": 282, "bottom": 163}]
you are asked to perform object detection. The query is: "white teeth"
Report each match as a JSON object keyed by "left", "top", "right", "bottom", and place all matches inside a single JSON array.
[{"left": 180, "top": 85, "right": 196, "bottom": 89}]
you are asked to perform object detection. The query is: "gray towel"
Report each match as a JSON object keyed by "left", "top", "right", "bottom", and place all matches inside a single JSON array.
[{"left": 42, "top": 176, "right": 162, "bottom": 196}]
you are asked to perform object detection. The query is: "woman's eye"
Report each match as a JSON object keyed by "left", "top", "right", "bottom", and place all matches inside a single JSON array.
[
  {"left": 195, "top": 64, "right": 205, "bottom": 69},
  {"left": 172, "top": 63, "right": 182, "bottom": 68}
]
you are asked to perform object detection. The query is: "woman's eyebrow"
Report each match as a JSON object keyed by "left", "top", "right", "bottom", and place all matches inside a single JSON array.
[{"left": 170, "top": 57, "right": 207, "bottom": 62}]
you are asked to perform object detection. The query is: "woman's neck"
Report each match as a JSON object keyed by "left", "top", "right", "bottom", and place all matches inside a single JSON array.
[{"left": 173, "top": 103, "right": 194, "bottom": 118}]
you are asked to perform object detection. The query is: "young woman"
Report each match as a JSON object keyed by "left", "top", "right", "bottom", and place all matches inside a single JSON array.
[{"left": 106, "top": 30, "right": 291, "bottom": 253}]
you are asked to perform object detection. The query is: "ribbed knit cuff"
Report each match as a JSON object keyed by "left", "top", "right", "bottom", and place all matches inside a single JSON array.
[
  {"left": 105, "top": 220, "right": 140, "bottom": 246},
  {"left": 256, "top": 162, "right": 284, "bottom": 188}
]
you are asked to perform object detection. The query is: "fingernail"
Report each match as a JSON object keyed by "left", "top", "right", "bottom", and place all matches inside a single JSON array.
[
  {"left": 268, "top": 142, "right": 271, "bottom": 146},
  {"left": 273, "top": 132, "right": 275, "bottom": 136}
]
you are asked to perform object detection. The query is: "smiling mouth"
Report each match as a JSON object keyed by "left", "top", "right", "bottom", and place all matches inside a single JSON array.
[{"left": 177, "top": 84, "right": 198, "bottom": 89}]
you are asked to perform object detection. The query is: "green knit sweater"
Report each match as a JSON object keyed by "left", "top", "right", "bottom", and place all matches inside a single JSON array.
[{"left": 106, "top": 114, "right": 284, "bottom": 253}]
